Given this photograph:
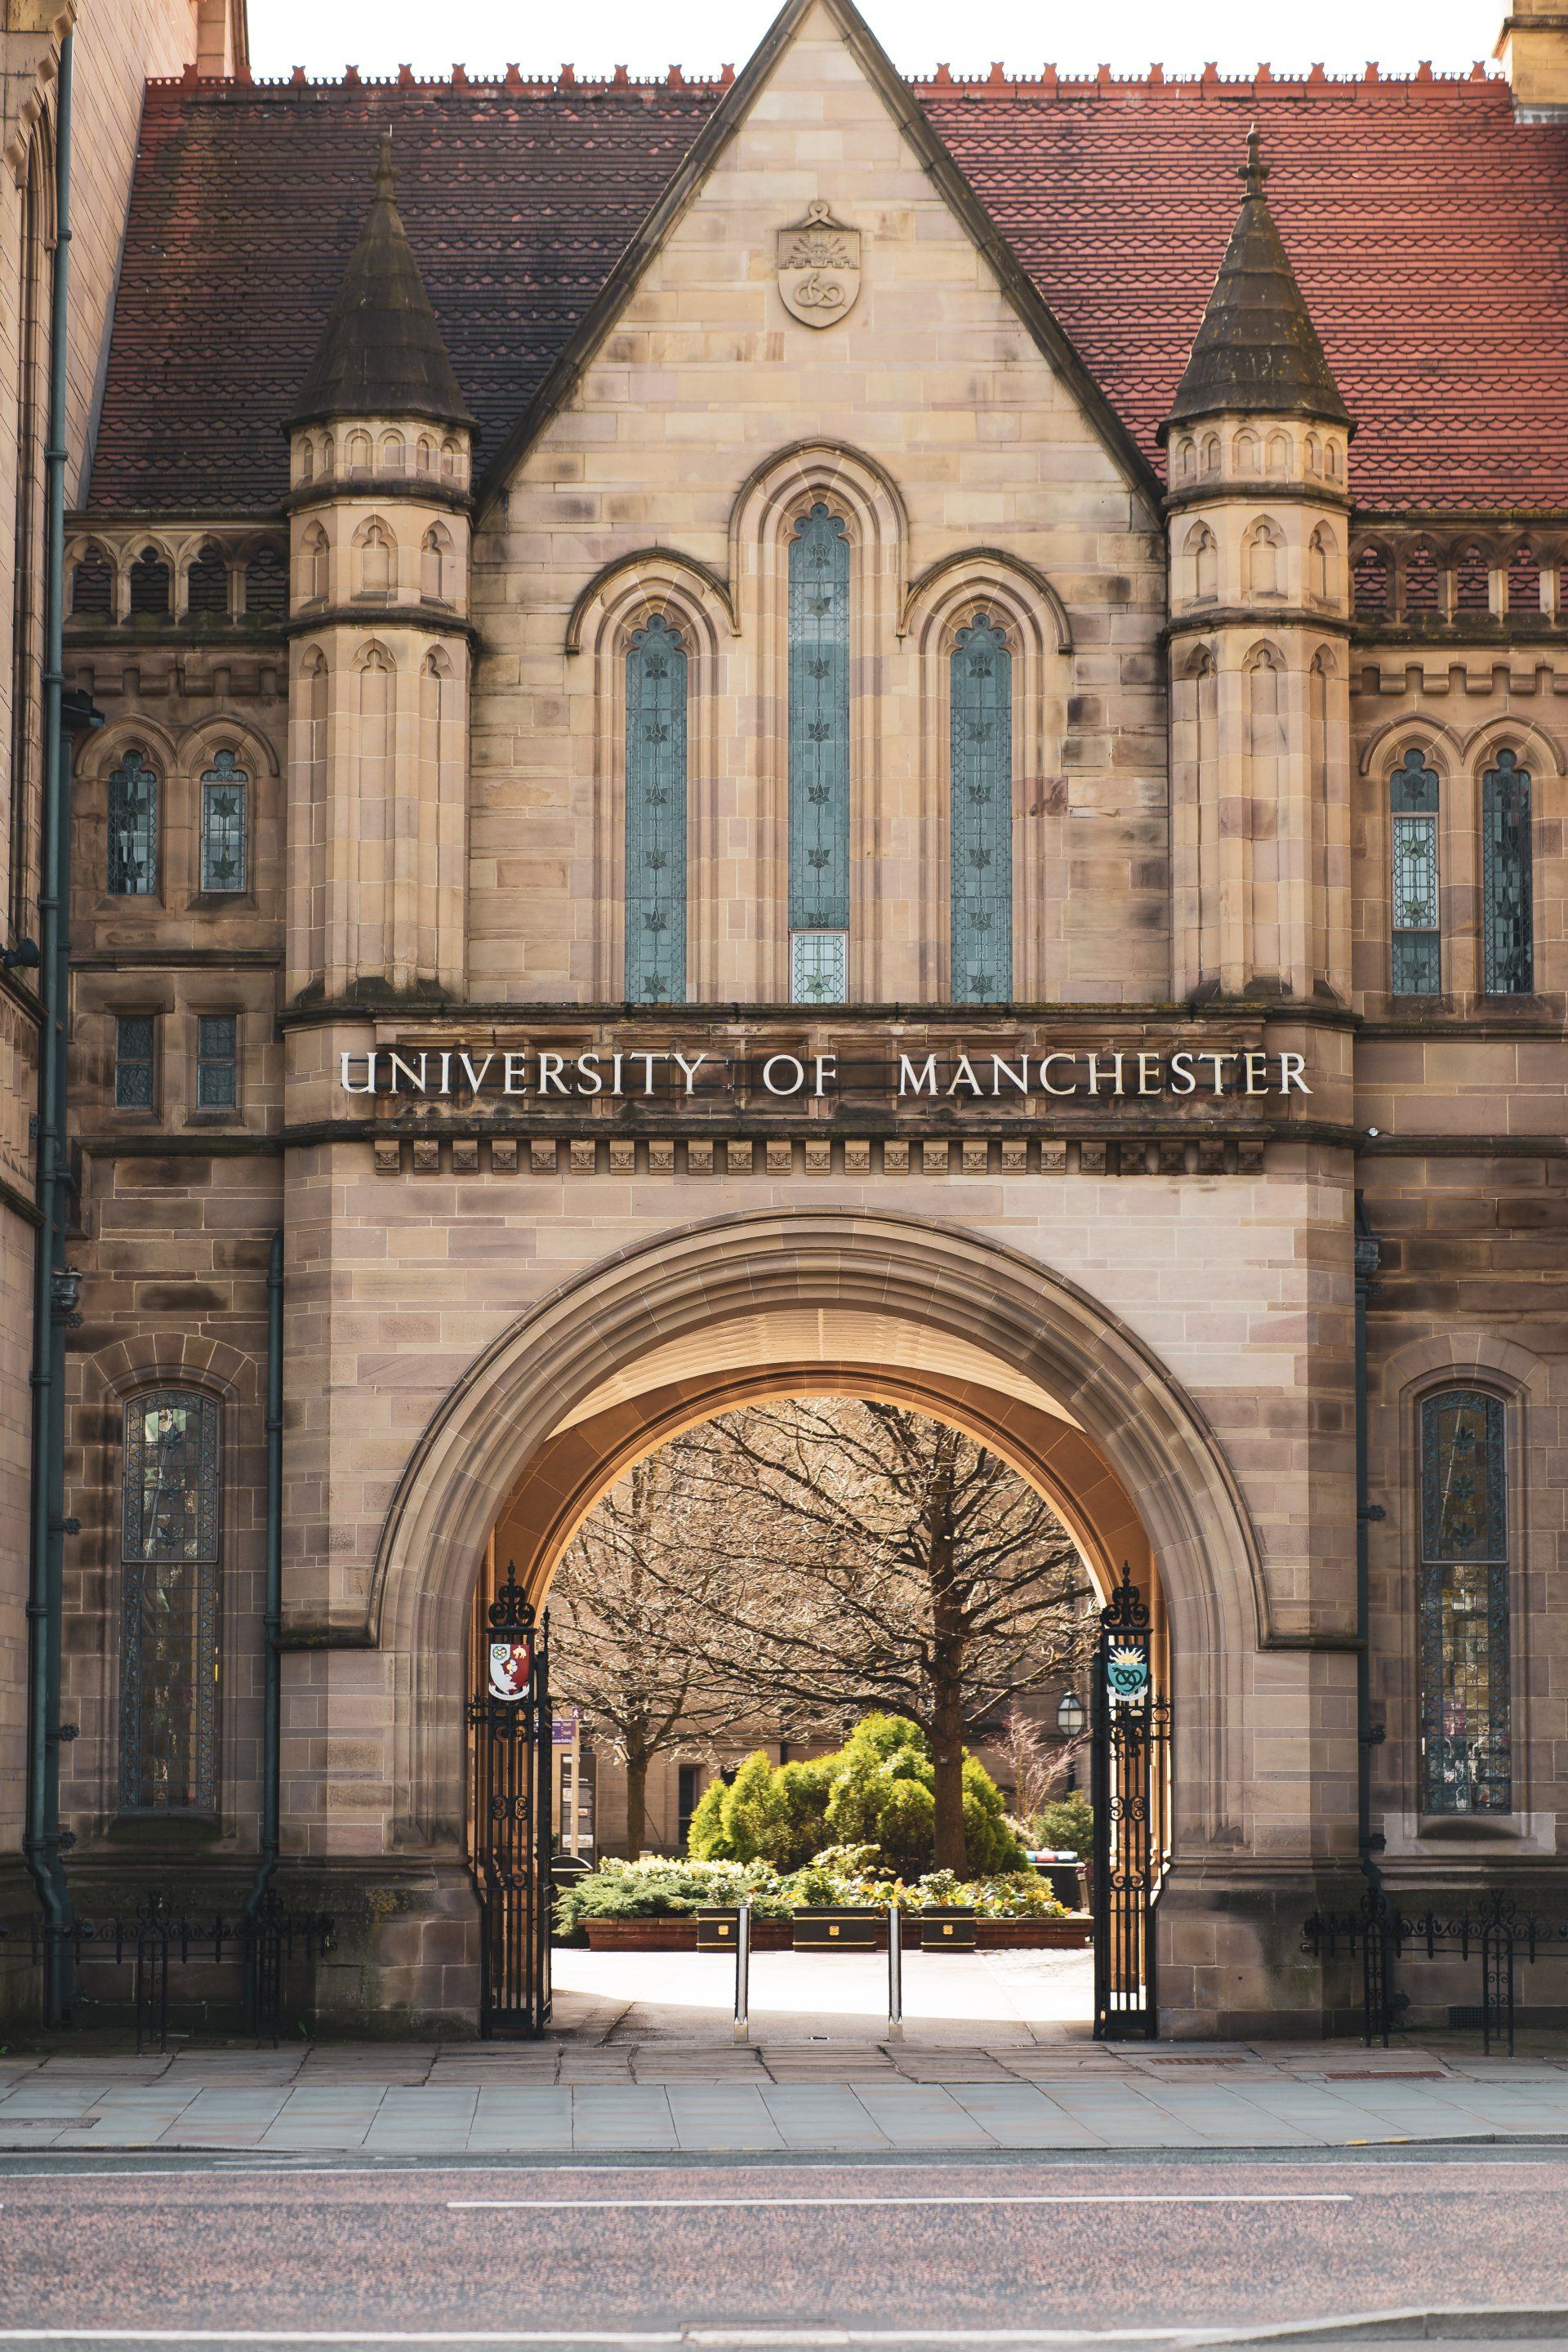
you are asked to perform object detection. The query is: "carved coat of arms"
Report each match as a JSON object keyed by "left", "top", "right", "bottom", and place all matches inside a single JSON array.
[{"left": 777, "top": 201, "right": 861, "bottom": 328}]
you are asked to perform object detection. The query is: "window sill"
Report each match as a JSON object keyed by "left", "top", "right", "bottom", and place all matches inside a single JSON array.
[{"left": 1379, "top": 1809, "right": 1557, "bottom": 1858}]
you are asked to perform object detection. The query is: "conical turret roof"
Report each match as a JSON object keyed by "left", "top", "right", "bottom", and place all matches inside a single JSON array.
[
  {"left": 1161, "top": 130, "right": 1352, "bottom": 439},
  {"left": 290, "top": 131, "right": 474, "bottom": 432}
]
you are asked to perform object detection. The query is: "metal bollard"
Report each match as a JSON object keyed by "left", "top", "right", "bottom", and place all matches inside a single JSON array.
[
  {"left": 733, "top": 1898, "right": 751, "bottom": 2044},
  {"left": 887, "top": 1901, "right": 903, "bottom": 2041}
]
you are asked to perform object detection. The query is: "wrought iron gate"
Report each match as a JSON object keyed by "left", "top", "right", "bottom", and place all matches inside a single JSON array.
[
  {"left": 467, "top": 1566, "right": 552, "bottom": 2037},
  {"left": 1091, "top": 1561, "right": 1170, "bottom": 2039}
]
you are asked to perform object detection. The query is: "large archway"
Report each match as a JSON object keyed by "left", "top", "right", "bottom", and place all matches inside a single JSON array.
[{"left": 372, "top": 1209, "right": 1264, "bottom": 1869}]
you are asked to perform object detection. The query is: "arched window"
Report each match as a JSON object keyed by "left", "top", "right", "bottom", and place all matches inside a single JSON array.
[
  {"left": 1507, "top": 544, "right": 1541, "bottom": 617},
  {"left": 128, "top": 547, "right": 172, "bottom": 620},
  {"left": 380, "top": 430, "right": 405, "bottom": 472},
  {"left": 1308, "top": 524, "right": 1334, "bottom": 605},
  {"left": 1245, "top": 519, "right": 1284, "bottom": 599},
  {"left": 420, "top": 523, "right": 452, "bottom": 605},
  {"left": 788, "top": 502, "right": 850, "bottom": 1004},
  {"left": 1353, "top": 546, "right": 1390, "bottom": 617},
  {"left": 1305, "top": 431, "right": 1321, "bottom": 474},
  {"left": 1265, "top": 430, "right": 1290, "bottom": 476},
  {"left": 346, "top": 429, "right": 372, "bottom": 472},
  {"left": 245, "top": 545, "right": 287, "bottom": 620},
  {"left": 70, "top": 546, "right": 114, "bottom": 619},
  {"left": 950, "top": 612, "right": 1012, "bottom": 1004},
  {"left": 1175, "top": 434, "right": 1195, "bottom": 482},
  {"left": 1454, "top": 545, "right": 1491, "bottom": 615},
  {"left": 354, "top": 520, "right": 393, "bottom": 600},
  {"left": 1201, "top": 434, "right": 1220, "bottom": 477},
  {"left": 416, "top": 434, "right": 434, "bottom": 475},
  {"left": 624, "top": 613, "right": 687, "bottom": 1004},
  {"left": 1404, "top": 545, "right": 1441, "bottom": 618},
  {"left": 1419, "top": 1389, "right": 1512, "bottom": 1816},
  {"left": 297, "top": 438, "right": 314, "bottom": 485},
  {"left": 198, "top": 749, "right": 248, "bottom": 894},
  {"left": 1234, "top": 428, "right": 1259, "bottom": 474},
  {"left": 186, "top": 542, "right": 229, "bottom": 620},
  {"left": 1183, "top": 522, "right": 1217, "bottom": 604},
  {"left": 107, "top": 747, "right": 159, "bottom": 896},
  {"left": 118, "top": 1388, "right": 221, "bottom": 1816},
  {"left": 300, "top": 523, "right": 329, "bottom": 608},
  {"left": 1390, "top": 746, "right": 1441, "bottom": 996},
  {"left": 1481, "top": 748, "right": 1533, "bottom": 995}
]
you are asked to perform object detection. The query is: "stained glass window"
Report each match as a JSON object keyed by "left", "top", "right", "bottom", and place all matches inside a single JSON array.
[
  {"left": 950, "top": 614, "right": 1013, "bottom": 1003},
  {"left": 114, "top": 1014, "right": 155, "bottom": 1110},
  {"left": 1419, "top": 1390, "right": 1511, "bottom": 1816},
  {"left": 199, "top": 751, "right": 248, "bottom": 893},
  {"left": 789, "top": 503, "right": 849, "bottom": 1003},
  {"left": 1390, "top": 748, "right": 1440, "bottom": 996},
  {"left": 790, "top": 930, "right": 848, "bottom": 1005},
  {"left": 107, "top": 748, "right": 158, "bottom": 897},
  {"left": 624, "top": 614, "right": 687, "bottom": 1004},
  {"left": 1482, "top": 750, "right": 1533, "bottom": 996},
  {"left": 119, "top": 1390, "right": 221, "bottom": 1815},
  {"left": 196, "top": 1014, "right": 238, "bottom": 1111}
]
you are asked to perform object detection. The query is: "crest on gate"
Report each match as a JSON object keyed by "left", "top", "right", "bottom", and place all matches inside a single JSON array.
[
  {"left": 488, "top": 1636, "right": 532, "bottom": 1703},
  {"left": 1105, "top": 1640, "right": 1150, "bottom": 1702},
  {"left": 777, "top": 201, "right": 861, "bottom": 327}
]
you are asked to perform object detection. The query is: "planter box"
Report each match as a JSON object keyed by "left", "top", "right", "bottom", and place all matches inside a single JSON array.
[
  {"left": 793, "top": 1907, "right": 882, "bottom": 1952},
  {"left": 976, "top": 1915, "right": 1094, "bottom": 1949},
  {"left": 918, "top": 1906, "right": 977, "bottom": 1952},
  {"left": 578, "top": 1912, "right": 1093, "bottom": 1952},
  {"left": 581, "top": 1917, "right": 792, "bottom": 1952}
]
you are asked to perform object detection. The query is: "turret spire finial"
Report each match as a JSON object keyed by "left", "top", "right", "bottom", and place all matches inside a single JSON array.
[
  {"left": 1239, "top": 123, "right": 1269, "bottom": 200},
  {"left": 374, "top": 128, "right": 396, "bottom": 202}
]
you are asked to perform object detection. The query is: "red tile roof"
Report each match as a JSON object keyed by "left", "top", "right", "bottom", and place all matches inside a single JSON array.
[{"left": 87, "top": 68, "right": 1568, "bottom": 514}]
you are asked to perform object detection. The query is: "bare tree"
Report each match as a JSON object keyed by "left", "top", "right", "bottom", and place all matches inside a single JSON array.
[
  {"left": 996, "top": 1705, "right": 1085, "bottom": 1825},
  {"left": 547, "top": 1437, "right": 762, "bottom": 1856},
  {"left": 659, "top": 1400, "right": 1094, "bottom": 1872}
]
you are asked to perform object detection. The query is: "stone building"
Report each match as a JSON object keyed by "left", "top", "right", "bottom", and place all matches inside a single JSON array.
[{"left": 2, "top": 0, "right": 1566, "bottom": 2035}]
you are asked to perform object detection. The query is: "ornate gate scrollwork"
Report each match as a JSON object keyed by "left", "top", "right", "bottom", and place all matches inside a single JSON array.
[
  {"left": 1091, "top": 1561, "right": 1170, "bottom": 2040},
  {"left": 467, "top": 1564, "right": 552, "bottom": 2038}
]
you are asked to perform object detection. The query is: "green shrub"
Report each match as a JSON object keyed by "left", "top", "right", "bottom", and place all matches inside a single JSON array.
[
  {"left": 684, "top": 1776, "right": 730, "bottom": 1860},
  {"left": 715, "top": 1750, "right": 778, "bottom": 1863},
  {"left": 961, "top": 1754, "right": 1028, "bottom": 1873},
  {"left": 554, "top": 1854, "right": 791, "bottom": 1936},
  {"left": 1030, "top": 1793, "right": 1094, "bottom": 1859}
]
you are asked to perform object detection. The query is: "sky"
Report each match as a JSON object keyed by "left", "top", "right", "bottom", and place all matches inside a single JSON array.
[{"left": 248, "top": 0, "right": 1501, "bottom": 86}]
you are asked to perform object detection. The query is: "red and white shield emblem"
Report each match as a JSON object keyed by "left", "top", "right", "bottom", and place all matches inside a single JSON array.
[{"left": 488, "top": 1637, "right": 532, "bottom": 1703}]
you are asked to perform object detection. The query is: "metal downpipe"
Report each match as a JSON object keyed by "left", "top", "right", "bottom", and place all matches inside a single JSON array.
[
  {"left": 23, "top": 29, "right": 77, "bottom": 2023},
  {"left": 1353, "top": 1192, "right": 1385, "bottom": 1896},
  {"left": 243, "top": 1228, "right": 285, "bottom": 1925}
]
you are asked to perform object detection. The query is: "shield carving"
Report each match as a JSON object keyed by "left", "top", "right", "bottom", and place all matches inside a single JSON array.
[
  {"left": 488, "top": 1637, "right": 532, "bottom": 1704},
  {"left": 777, "top": 201, "right": 861, "bottom": 328}
]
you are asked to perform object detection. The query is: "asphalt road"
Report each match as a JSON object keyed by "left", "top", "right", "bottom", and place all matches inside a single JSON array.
[{"left": 1, "top": 2147, "right": 1566, "bottom": 2350}]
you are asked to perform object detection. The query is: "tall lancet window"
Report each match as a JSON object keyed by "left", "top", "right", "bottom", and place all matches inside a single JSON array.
[
  {"left": 1390, "top": 746, "right": 1441, "bottom": 996},
  {"left": 624, "top": 613, "right": 687, "bottom": 1004},
  {"left": 1419, "top": 1390, "right": 1512, "bottom": 1817},
  {"left": 1481, "top": 749, "right": 1533, "bottom": 996},
  {"left": 119, "top": 1389, "right": 221, "bottom": 1815},
  {"left": 950, "top": 613, "right": 1013, "bottom": 1003},
  {"left": 788, "top": 502, "right": 850, "bottom": 1003}
]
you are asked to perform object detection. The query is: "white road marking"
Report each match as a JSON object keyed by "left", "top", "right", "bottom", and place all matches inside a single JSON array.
[{"left": 447, "top": 2193, "right": 1353, "bottom": 2212}]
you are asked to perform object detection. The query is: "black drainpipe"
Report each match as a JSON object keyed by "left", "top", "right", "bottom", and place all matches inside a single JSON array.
[
  {"left": 243, "top": 1228, "right": 285, "bottom": 1921},
  {"left": 23, "top": 29, "right": 82, "bottom": 2023},
  {"left": 1353, "top": 1192, "right": 1386, "bottom": 1894}
]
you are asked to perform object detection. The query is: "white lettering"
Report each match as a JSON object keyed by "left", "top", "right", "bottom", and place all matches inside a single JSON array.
[
  {"left": 386, "top": 1052, "right": 427, "bottom": 1094},
  {"left": 898, "top": 1054, "right": 938, "bottom": 1097},
  {"left": 341, "top": 1052, "right": 378, "bottom": 1095},
  {"left": 1038, "top": 1053, "right": 1077, "bottom": 1097},
  {"left": 813, "top": 1055, "right": 837, "bottom": 1098},
  {"left": 991, "top": 1055, "right": 1029, "bottom": 1097},
  {"left": 1279, "top": 1052, "right": 1310, "bottom": 1096},
  {"left": 457, "top": 1053, "right": 493, "bottom": 1096},
  {"left": 630, "top": 1053, "right": 663, "bottom": 1094},
  {"left": 538, "top": 1053, "right": 568, "bottom": 1096},
  {"left": 1136, "top": 1052, "right": 1162, "bottom": 1098},
  {"left": 1169, "top": 1051, "right": 1196, "bottom": 1097},
  {"left": 1196, "top": 1051, "right": 1236, "bottom": 1096},
  {"left": 502, "top": 1052, "right": 529, "bottom": 1095},
  {"left": 672, "top": 1051, "right": 710, "bottom": 1095},
  {"left": 576, "top": 1053, "right": 602, "bottom": 1096},
  {"left": 1243, "top": 1050, "right": 1270, "bottom": 1097},
  {"left": 947, "top": 1054, "right": 983, "bottom": 1097},
  {"left": 1085, "top": 1052, "right": 1124, "bottom": 1098},
  {"left": 763, "top": 1054, "right": 806, "bottom": 1096}
]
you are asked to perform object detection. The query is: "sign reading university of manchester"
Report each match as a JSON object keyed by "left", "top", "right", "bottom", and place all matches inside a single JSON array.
[{"left": 338, "top": 1041, "right": 1312, "bottom": 1104}]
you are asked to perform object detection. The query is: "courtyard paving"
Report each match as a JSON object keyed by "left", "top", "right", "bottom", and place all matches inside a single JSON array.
[{"left": 7, "top": 1949, "right": 1568, "bottom": 2156}]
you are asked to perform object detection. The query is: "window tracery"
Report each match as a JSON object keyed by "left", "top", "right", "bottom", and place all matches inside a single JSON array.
[
  {"left": 1481, "top": 748, "right": 1533, "bottom": 996},
  {"left": 198, "top": 750, "right": 248, "bottom": 894},
  {"left": 118, "top": 1389, "right": 221, "bottom": 1816},
  {"left": 1390, "top": 746, "right": 1441, "bottom": 996},
  {"left": 625, "top": 613, "right": 688, "bottom": 1004},
  {"left": 107, "top": 746, "right": 159, "bottom": 896},
  {"left": 1419, "top": 1389, "right": 1512, "bottom": 1816},
  {"left": 950, "top": 613, "right": 1013, "bottom": 1004},
  {"left": 788, "top": 502, "right": 850, "bottom": 1003}
]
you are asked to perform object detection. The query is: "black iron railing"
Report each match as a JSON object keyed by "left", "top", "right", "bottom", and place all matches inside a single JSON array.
[
  {"left": 1305, "top": 1886, "right": 1567, "bottom": 2055},
  {"left": 30, "top": 1890, "right": 333, "bottom": 2053}
]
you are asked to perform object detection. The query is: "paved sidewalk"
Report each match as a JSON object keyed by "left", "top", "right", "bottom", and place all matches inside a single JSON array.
[
  {"left": 10, "top": 2041, "right": 1568, "bottom": 2154},
  {"left": 8, "top": 1948, "right": 1568, "bottom": 2155}
]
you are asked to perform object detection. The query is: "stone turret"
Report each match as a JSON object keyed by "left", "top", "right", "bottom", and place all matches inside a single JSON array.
[
  {"left": 284, "top": 131, "right": 475, "bottom": 1004},
  {"left": 1160, "top": 131, "right": 1353, "bottom": 1005}
]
